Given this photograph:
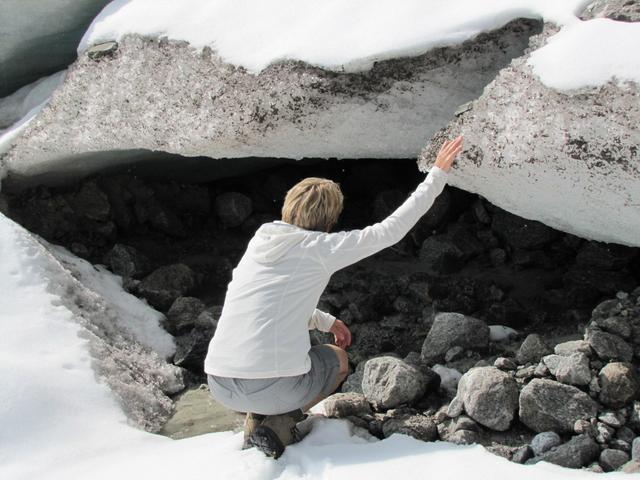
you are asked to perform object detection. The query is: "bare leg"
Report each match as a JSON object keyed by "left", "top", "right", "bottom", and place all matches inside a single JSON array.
[{"left": 303, "top": 344, "right": 349, "bottom": 412}]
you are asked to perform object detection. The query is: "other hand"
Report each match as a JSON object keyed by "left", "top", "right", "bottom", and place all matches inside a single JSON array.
[
  {"left": 329, "top": 319, "right": 352, "bottom": 349},
  {"left": 434, "top": 135, "right": 463, "bottom": 173}
]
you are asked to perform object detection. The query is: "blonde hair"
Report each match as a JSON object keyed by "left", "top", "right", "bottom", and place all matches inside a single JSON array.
[{"left": 281, "top": 177, "right": 344, "bottom": 232}]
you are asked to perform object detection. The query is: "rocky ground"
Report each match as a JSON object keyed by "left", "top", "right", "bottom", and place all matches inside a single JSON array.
[{"left": 2, "top": 157, "right": 639, "bottom": 472}]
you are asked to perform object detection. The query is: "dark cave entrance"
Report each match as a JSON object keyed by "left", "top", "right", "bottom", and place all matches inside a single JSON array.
[{"left": 2, "top": 157, "right": 639, "bottom": 382}]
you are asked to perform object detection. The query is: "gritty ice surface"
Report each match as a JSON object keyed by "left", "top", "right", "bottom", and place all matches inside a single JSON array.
[
  {"left": 79, "top": 0, "right": 591, "bottom": 74},
  {"left": 528, "top": 18, "right": 640, "bottom": 90}
]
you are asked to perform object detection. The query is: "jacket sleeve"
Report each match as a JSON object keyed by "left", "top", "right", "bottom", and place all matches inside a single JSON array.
[
  {"left": 313, "top": 166, "right": 448, "bottom": 273},
  {"left": 308, "top": 308, "right": 337, "bottom": 332}
]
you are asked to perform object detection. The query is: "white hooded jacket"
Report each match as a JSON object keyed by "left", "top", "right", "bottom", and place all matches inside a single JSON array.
[{"left": 203, "top": 166, "right": 448, "bottom": 378}]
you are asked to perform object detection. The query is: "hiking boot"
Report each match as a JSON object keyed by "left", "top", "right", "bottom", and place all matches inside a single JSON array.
[
  {"left": 249, "top": 409, "right": 305, "bottom": 459},
  {"left": 242, "top": 412, "right": 266, "bottom": 450}
]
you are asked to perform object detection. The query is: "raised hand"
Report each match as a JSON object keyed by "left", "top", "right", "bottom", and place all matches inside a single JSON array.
[{"left": 434, "top": 135, "right": 463, "bottom": 173}]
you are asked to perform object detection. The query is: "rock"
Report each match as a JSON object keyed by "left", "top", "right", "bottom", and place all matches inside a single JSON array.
[
  {"left": 574, "top": 418, "right": 596, "bottom": 436},
  {"left": 490, "top": 209, "right": 559, "bottom": 249},
  {"left": 450, "top": 366, "right": 519, "bottom": 431},
  {"left": 73, "top": 181, "right": 111, "bottom": 221},
  {"left": 554, "top": 340, "right": 592, "bottom": 357},
  {"left": 341, "top": 361, "right": 365, "bottom": 394},
  {"left": 580, "top": 0, "right": 640, "bottom": 21},
  {"left": 600, "top": 449, "right": 630, "bottom": 472},
  {"left": 533, "top": 362, "right": 549, "bottom": 377},
  {"left": 173, "top": 326, "right": 214, "bottom": 372},
  {"left": 597, "top": 411, "right": 624, "bottom": 428},
  {"left": 444, "top": 346, "right": 465, "bottom": 363},
  {"left": 323, "top": 392, "right": 372, "bottom": 418},
  {"left": 599, "top": 363, "right": 640, "bottom": 408},
  {"left": 511, "top": 446, "right": 534, "bottom": 464},
  {"left": 531, "top": 431, "right": 562, "bottom": 456},
  {"left": 586, "top": 330, "right": 634, "bottom": 362},
  {"left": 516, "top": 334, "right": 551, "bottom": 365},
  {"left": 616, "top": 426, "right": 635, "bottom": 444},
  {"left": 576, "top": 241, "right": 638, "bottom": 270},
  {"left": 421, "top": 312, "right": 489, "bottom": 363},
  {"left": 166, "top": 297, "right": 206, "bottom": 334},
  {"left": 594, "top": 316, "right": 632, "bottom": 339},
  {"left": 595, "top": 422, "right": 615, "bottom": 444},
  {"left": 362, "top": 356, "right": 427, "bottom": 410},
  {"left": 103, "top": 243, "right": 152, "bottom": 279},
  {"left": 494, "top": 357, "right": 517, "bottom": 370},
  {"left": 195, "top": 306, "right": 222, "bottom": 329},
  {"left": 519, "top": 379, "right": 599, "bottom": 433},
  {"left": 2, "top": 19, "right": 541, "bottom": 189},
  {"left": 417, "top": 21, "right": 640, "bottom": 248},
  {"left": 439, "top": 427, "right": 479, "bottom": 445},
  {"left": 146, "top": 199, "right": 185, "bottom": 237},
  {"left": 214, "top": 192, "right": 253, "bottom": 227},
  {"left": 526, "top": 434, "right": 600, "bottom": 469},
  {"left": 610, "top": 439, "right": 631, "bottom": 452},
  {"left": 87, "top": 41, "right": 118, "bottom": 60},
  {"left": 633, "top": 437, "right": 640, "bottom": 461},
  {"left": 630, "top": 401, "right": 640, "bottom": 431},
  {"left": 554, "top": 352, "right": 591, "bottom": 386},
  {"left": 418, "top": 234, "right": 465, "bottom": 274},
  {"left": 137, "top": 264, "right": 198, "bottom": 310},
  {"left": 382, "top": 414, "right": 438, "bottom": 442}
]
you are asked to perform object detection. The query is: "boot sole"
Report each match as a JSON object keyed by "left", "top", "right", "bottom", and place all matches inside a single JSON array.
[{"left": 249, "top": 426, "right": 285, "bottom": 459}]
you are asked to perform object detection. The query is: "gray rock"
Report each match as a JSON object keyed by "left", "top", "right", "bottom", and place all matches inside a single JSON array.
[
  {"left": 214, "top": 192, "right": 253, "bottom": 227},
  {"left": 594, "top": 316, "right": 632, "bottom": 339},
  {"left": 444, "top": 346, "right": 465, "bottom": 363},
  {"left": 382, "top": 414, "right": 438, "bottom": 442},
  {"left": 621, "top": 460, "right": 640, "bottom": 473},
  {"left": 531, "top": 431, "right": 562, "bottom": 456},
  {"left": 519, "top": 379, "right": 598, "bottom": 433},
  {"left": 527, "top": 434, "right": 600, "bottom": 469},
  {"left": 616, "top": 426, "right": 635, "bottom": 444},
  {"left": 362, "top": 356, "right": 427, "bottom": 409},
  {"left": 173, "top": 325, "right": 214, "bottom": 371},
  {"left": 490, "top": 210, "right": 558, "bottom": 249},
  {"left": 450, "top": 366, "right": 519, "bottom": 431},
  {"left": 597, "top": 411, "right": 624, "bottom": 428},
  {"left": 166, "top": 297, "right": 206, "bottom": 334},
  {"left": 596, "top": 422, "right": 615, "bottom": 444},
  {"left": 103, "top": 243, "right": 152, "bottom": 279},
  {"left": 586, "top": 329, "right": 634, "bottom": 362},
  {"left": 421, "top": 312, "right": 489, "bottom": 363},
  {"left": 138, "top": 264, "right": 198, "bottom": 310},
  {"left": 440, "top": 428, "right": 479, "bottom": 445},
  {"left": 494, "top": 357, "right": 517, "bottom": 370},
  {"left": 515, "top": 365, "right": 536, "bottom": 380},
  {"left": 533, "top": 361, "right": 549, "bottom": 377},
  {"left": 610, "top": 439, "right": 631, "bottom": 452},
  {"left": 511, "top": 446, "right": 534, "bottom": 464},
  {"left": 630, "top": 401, "right": 640, "bottom": 431},
  {"left": 574, "top": 419, "right": 596, "bottom": 436},
  {"left": 633, "top": 437, "right": 640, "bottom": 461},
  {"left": 323, "top": 392, "right": 372, "bottom": 418},
  {"left": 74, "top": 181, "right": 111, "bottom": 221},
  {"left": 554, "top": 352, "right": 592, "bottom": 386},
  {"left": 599, "top": 362, "right": 640, "bottom": 408},
  {"left": 87, "top": 41, "right": 118, "bottom": 60},
  {"left": 542, "top": 354, "right": 562, "bottom": 375},
  {"left": 418, "top": 234, "right": 465, "bottom": 274},
  {"left": 554, "top": 340, "right": 592, "bottom": 357},
  {"left": 516, "top": 334, "right": 551, "bottom": 365},
  {"left": 341, "top": 361, "right": 365, "bottom": 394},
  {"left": 195, "top": 306, "right": 222, "bottom": 329},
  {"left": 600, "top": 448, "right": 630, "bottom": 472}
]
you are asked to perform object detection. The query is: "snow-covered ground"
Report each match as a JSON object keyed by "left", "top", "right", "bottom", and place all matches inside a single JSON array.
[{"left": 0, "top": 211, "right": 631, "bottom": 479}]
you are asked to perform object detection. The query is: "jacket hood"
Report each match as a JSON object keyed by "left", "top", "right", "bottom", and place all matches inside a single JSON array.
[{"left": 248, "top": 221, "right": 309, "bottom": 264}]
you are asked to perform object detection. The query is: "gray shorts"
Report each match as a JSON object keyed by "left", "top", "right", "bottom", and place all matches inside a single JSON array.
[{"left": 207, "top": 345, "right": 341, "bottom": 415}]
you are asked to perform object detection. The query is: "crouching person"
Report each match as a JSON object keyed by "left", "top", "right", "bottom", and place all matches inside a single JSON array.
[{"left": 203, "top": 137, "right": 460, "bottom": 459}]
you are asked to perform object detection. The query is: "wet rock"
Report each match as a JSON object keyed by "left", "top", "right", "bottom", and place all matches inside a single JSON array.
[
  {"left": 73, "top": 181, "right": 111, "bottom": 221},
  {"left": 103, "top": 243, "right": 152, "bottom": 279},
  {"left": 421, "top": 312, "right": 489, "bottom": 363},
  {"left": 138, "top": 263, "right": 198, "bottom": 310},
  {"left": 362, "top": 356, "right": 428, "bottom": 410},
  {"left": 531, "top": 431, "right": 562, "bottom": 456},
  {"left": 490, "top": 209, "right": 558, "bottom": 250},
  {"left": 166, "top": 297, "right": 206, "bottom": 334},
  {"left": 526, "top": 434, "right": 600, "bottom": 469},
  {"left": 214, "top": 192, "right": 253, "bottom": 227},
  {"left": 450, "top": 366, "right": 519, "bottom": 431},
  {"left": 382, "top": 414, "right": 438, "bottom": 442},
  {"left": 323, "top": 392, "right": 372, "bottom": 418},
  {"left": 598, "top": 362, "right": 640, "bottom": 408},
  {"left": 519, "top": 379, "right": 598, "bottom": 433},
  {"left": 516, "top": 334, "right": 551, "bottom": 365},
  {"left": 600, "top": 448, "right": 630, "bottom": 472},
  {"left": 586, "top": 329, "right": 633, "bottom": 362}
]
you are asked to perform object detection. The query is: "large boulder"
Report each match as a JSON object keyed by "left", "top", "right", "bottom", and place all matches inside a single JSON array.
[
  {"left": 516, "top": 333, "right": 551, "bottom": 365},
  {"left": 421, "top": 312, "right": 490, "bottom": 363},
  {"left": 137, "top": 264, "right": 199, "bottom": 311},
  {"left": 598, "top": 362, "right": 640, "bottom": 408},
  {"left": 0, "top": 19, "right": 540, "bottom": 189},
  {"left": 449, "top": 366, "right": 519, "bottom": 431},
  {"left": 361, "top": 356, "right": 428, "bottom": 409},
  {"left": 519, "top": 379, "right": 598, "bottom": 433},
  {"left": 418, "top": 23, "right": 640, "bottom": 247}
]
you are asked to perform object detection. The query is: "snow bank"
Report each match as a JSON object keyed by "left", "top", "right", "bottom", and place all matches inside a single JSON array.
[
  {"left": 528, "top": 18, "right": 640, "bottom": 90},
  {"left": 79, "top": 0, "right": 591, "bottom": 74}
]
